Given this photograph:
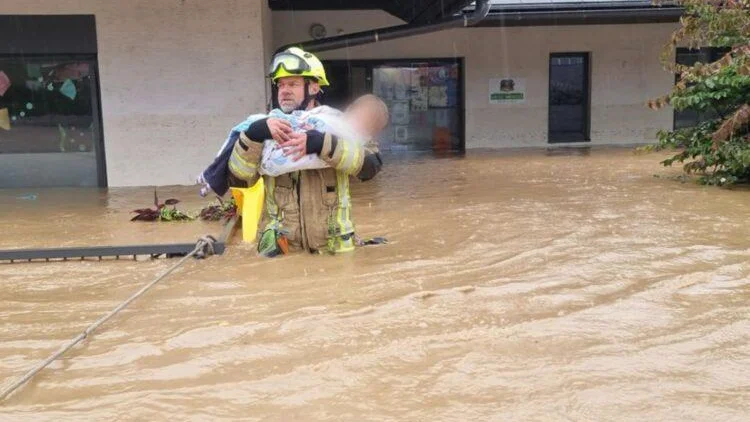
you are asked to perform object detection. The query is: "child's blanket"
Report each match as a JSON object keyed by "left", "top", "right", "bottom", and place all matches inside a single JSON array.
[
  {"left": 259, "top": 106, "right": 360, "bottom": 177},
  {"left": 196, "top": 106, "right": 362, "bottom": 197}
]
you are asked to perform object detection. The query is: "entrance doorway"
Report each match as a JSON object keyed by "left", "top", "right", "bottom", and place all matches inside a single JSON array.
[{"left": 548, "top": 53, "right": 590, "bottom": 143}]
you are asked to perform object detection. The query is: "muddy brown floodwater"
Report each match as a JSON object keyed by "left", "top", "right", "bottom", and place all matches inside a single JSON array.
[{"left": 1, "top": 148, "right": 749, "bottom": 421}]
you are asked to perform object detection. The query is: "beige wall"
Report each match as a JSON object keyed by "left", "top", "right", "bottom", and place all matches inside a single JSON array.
[
  {"left": 261, "top": 0, "right": 275, "bottom": 112},
  {"left": 274, "top": 10, "right": 677, "bottom": 148},
  {"left": 2, "top": 0, "right": 272, "bottom": 187}
]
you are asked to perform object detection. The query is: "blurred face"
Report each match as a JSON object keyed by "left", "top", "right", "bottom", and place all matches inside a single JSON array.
[
  {"left": 345, "top": 101, "right": 387, "bottom": 139},
  {"left": 276, "top": 77, "right": 320, "bottom": 113}
]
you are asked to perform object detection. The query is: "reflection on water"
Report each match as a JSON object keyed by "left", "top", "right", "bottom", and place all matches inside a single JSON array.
[
  {"left": 1, "top": 148, "right": 750, "bottom": 421},
  {"left": 545, "top": 146, "right": 591, "bottom": 157}
]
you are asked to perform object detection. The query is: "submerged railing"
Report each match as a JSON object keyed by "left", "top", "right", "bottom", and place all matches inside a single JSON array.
[{"left": 0, "top": 216, "right": 239, "bottom": 264}]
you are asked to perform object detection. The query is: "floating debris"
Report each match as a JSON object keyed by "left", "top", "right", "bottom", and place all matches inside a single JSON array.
[
  {"left": 131, "top": 190, "right": 193, "bottom": 222},
  {"left": 198, "top": 196, "right": 237, "bottom": 222}
]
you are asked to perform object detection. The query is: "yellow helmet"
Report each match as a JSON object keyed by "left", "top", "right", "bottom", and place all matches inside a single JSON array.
[{"left": 269, "top": 47, "right": 330, "bottom": 87}]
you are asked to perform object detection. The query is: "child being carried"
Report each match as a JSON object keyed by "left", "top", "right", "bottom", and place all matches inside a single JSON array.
[
  {"left": 259, "top": 94, "right": 388, "bottom": 177},
  {"left": 197, "top": 94, "right": 388, "bottom": 197}
]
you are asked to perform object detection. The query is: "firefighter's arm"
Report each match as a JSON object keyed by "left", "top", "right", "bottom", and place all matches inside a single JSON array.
[
  {"left": 227, "top": 133, "right": 263, "bottom": 187},
  {"left": 229, "top": 116, "right": 295, "bottom": 186},
  {"left": 227, "top": 132, "right": 263, "bottom": 187},
  {"left": 305, "top": 130, "right": 383, "bottom": 180},
  {"left": 357, "top": 140, "right": 383, "bottom": 182},
  {"left": 227, "top": 116, "right": 290, "bottom": 187}
]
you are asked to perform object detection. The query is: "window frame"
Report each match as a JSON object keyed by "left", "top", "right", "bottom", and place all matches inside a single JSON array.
[
  {"left": 0, "top": 53, "right": 107, "bottom": 187},
  {"left": 548, "top": 52, "right": 592, "bottom": 144}
]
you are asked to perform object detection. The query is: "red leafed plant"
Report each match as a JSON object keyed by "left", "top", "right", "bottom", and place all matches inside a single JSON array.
[
  {"left": 198, "top": 196, "right": 237, "bottom": 222},
  {"left": 131, "top": 190, "right": 193, "bottom": 222}
]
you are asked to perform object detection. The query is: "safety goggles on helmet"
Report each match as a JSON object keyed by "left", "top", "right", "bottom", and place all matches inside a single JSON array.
[{"left": 268, "top": 52, "right": 311, "bottom": 78}]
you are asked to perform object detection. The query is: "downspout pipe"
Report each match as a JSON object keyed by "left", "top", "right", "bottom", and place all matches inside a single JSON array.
[{"left": 276, "top": 0, "right": 491, "bottom": 54}]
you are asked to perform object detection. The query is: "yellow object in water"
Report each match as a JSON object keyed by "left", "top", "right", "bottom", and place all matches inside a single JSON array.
[
  {"left": 231, "top": 179, "right": 265, "bottom": 243},
  {"left": 0, "top": 108, "right": 10, "bottom": 131}
]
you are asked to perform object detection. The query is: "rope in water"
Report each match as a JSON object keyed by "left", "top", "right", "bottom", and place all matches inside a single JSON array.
[{"left": 0, "top": 236, "right": 217, "bottom": 402}]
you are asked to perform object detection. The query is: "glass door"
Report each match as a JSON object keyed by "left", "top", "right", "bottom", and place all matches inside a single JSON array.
[
  {"left": 548, "top": 53, "right": 590, "bottom": 143},
  {"left": 372, "top": 60, "right": 462, "bottom": 152}
]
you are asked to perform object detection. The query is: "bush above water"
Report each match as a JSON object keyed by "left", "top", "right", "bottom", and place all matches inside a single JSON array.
[{"left": 648, "top": 0, "right": 750, "bottom": 186}]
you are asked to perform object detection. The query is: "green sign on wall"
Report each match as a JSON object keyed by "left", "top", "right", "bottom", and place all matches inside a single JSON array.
[{"left": 489, "top": 78, "right": 526, "bottom": 104}]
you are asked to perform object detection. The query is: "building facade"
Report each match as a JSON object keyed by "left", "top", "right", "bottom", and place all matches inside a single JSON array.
[{"left": 0, "top": 0, "right": 683, "bottom": 188}]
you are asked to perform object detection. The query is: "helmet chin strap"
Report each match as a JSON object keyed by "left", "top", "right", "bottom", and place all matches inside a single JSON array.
[{"left": 296, "top": 78, "right": 317, "bottom": 111}]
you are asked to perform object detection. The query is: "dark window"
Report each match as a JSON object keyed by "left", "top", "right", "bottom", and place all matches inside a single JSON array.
[
  {"left": 674, "top": 47, "right": 731, "bottom": 129},
  {"left": 0, "top": 15, "right": 104, "bottom": 188}
]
